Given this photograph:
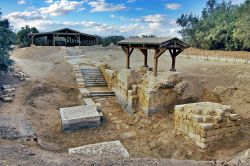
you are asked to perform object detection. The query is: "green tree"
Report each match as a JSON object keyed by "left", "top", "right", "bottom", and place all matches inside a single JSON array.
[
  {"left": 16, "top": 25, "right": 39, "bottom": 47},
  {"left": 233, "top": 0, "right": 250, "bottom": 50},
  {"left": 177, "top": 0, "right": 250, "bottom": 51},
  {"left": 0, "top": 10, "right": 15, "bottom": 71}
]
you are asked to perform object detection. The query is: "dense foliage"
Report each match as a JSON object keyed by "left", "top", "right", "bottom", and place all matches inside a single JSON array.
[
  {"left": 96, "top": 35, "right": 125, "bottom": 47},
  {"left": 0, "top": 10, "right": 15, "bottom": 71},
  {"left": 16, "top": 25, "right": 39, "bottom": 47},
  {"left": 177, "top": 0, "right": 250, "bottom": 51}
]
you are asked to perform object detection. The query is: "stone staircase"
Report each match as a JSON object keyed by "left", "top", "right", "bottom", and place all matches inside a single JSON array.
[
  {"left": 81, "top": 67, "right": 115, "bottom": 97},
  {"left": 81, "top": 68, "right": 108, "bottom": 87}
]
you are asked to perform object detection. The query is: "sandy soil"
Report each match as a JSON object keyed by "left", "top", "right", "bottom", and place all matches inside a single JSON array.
[{"left": 0, "top": 46, "right": 249, "bottom": 165}]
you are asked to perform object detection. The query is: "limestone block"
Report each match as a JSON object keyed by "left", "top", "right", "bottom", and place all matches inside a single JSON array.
[
  {"left": 2, "top": 97, "right": 13, "bottom": 102},
  {"left": 1, "top": 93, "right": 15, "bottom": 98},
  {"left": 3, "top": 88, "right": 15, "bottom": 94},
  {"left": 195, "top": 141, "right": 208, "bottom": 149},
  {"left": 79, "top": 88, "right": 90, "bottom": 97},
  {"left": 68, "top": 140, "right": 129, "bottom": 157},
  {"left": 77, "top": 83, "right": 86, "bottom": 88},
  {"left": 60, "top": 105, "right": 100, "bottom": 131},
  {"left": 1, "top": 85, "right": 11, "bottom": 90},
  {"left": 95, "top": 103, "right": 102, "bottom": 112},
  {"left": 229, "top": 114, "right": 240, "bottom": 121},
  {"left": 199, "top": 123, "right": 213, "bottom": 131},
  {"left": 83, "top": 98, "right": 95, "bottom": 105}
]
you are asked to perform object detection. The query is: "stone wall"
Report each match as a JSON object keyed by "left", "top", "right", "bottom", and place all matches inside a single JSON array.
[
  {"left": 99, "top": 64, "right": 186, "bottom": 115},
  {"left": 174, "top": 102, "right": 241, "bottom": 149}
]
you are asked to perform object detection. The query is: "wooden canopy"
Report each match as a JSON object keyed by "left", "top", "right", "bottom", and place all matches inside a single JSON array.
[
  {"left": 118, "top": 37, "right": 188, "bottom": 76},
  {"left": 28, "top": 28, "right": 97, "bottom": 46}
]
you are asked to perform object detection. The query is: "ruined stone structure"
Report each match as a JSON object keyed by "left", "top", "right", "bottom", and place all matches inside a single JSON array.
[
  {"left": 174, "top": 102, "right": 241, "bottom": 149},
  {"left": 100, "top": 64, "right": 187, "bottom": 115}
]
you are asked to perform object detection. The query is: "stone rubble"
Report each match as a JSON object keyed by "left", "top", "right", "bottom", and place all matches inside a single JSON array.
[
  {"left": 174, "top": 102, "right": 241, "bottom": 149},
  {"left": 1, "top": 85, "right": 16, "bottom": 102}
]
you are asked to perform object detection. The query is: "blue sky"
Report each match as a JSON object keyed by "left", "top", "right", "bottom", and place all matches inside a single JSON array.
[{"left": 0, "top": 0, "right": 245, "bottom": 37}]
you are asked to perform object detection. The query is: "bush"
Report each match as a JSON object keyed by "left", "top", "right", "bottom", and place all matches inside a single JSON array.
[{"left": 0, "top": 10, "right": 15, "bottom": 71}]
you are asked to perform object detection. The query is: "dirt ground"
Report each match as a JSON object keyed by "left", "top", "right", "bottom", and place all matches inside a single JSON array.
[{"left": 0, "top": 46, "right": 249, "bottom": 165}]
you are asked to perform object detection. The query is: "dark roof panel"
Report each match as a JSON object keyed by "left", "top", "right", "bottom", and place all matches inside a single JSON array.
[
  {"left": 118, "top": 37, "right": 173, "bottom": 45},
  {"left": 118, "top": 37, "right": 188, "bottom": 48}
]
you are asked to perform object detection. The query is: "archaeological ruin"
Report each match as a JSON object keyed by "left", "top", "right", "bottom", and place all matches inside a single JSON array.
[
  {"left": 57, "top": 37, "right": 242, "bottom": 152},
  {"left": 174, "top": 102, "right": 241, "bottom": 149}
]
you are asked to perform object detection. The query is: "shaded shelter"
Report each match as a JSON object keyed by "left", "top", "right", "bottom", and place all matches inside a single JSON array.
[
  {"left": 118, "top": 37, "right": 188, "bottom": 76},
  {"left": 28, "top": 28, "right": 97, "bottom": 46}
]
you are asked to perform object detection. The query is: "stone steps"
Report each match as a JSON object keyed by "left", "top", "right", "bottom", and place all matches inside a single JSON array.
[
  {"left": 81, "top": 68, "right": 108, "bottom": 88},
  {"left": 86, "top": 84, "right": 108, "bottom": 87},
  {"left": 90, "top": 92, "right": 115, "bottom": 97}
]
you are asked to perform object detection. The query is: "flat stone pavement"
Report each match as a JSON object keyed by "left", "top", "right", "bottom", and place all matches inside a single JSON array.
[{"left": 68, "top": 140, "right": 129, "bottom": 158}]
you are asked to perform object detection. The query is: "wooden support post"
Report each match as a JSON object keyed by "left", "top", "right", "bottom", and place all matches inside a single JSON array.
[
  {"left": 31, "top": 35, "right": 34, "bottom": 46},
  {"left": 53, "top": 34, "right": 55, "bottom": 46},
  {"left": 153, "top": 48, "right": 167, "bottom": 77},
  {"left": 122, "top": 47, "right": 134, "bottom": 69},
  {"left": 140, "top": 49, "right": 148, "bottom": 67},
  {"left": 79, "top": 35, "right": 81, "bottom": 46},
  {"left": 169, "top": 48, "right": 183, "bottom": 71},
  {"left": 154, "top": 56, "right": 158, "bottom": 77}
]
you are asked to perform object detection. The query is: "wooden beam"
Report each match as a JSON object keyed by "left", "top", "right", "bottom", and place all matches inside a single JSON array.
[{"left": 155, "top": 49, "right": 167, "bottom": 59}]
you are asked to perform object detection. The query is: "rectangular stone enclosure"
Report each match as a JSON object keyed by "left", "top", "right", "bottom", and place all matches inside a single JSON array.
[
  {"left": 60, "top": 105, "right": 100, "bottom": 131},
  {"left": 174, "top": 102, "right": 241, "bottom": 149}
]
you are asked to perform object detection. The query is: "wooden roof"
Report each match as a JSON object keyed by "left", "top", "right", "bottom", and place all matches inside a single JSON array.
[
  {"left": 28, "top": 28, "right": 96, "bottom": 38},
  {"left": 118, "top": 37, "right": 188, "bottom": 49}
]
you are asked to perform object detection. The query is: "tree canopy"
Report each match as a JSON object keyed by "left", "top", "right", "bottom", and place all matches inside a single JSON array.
[
  {"left": 177, "top": 0, "right": 250, "bottom": 51},
  {"left": 96, "top": 36, "right": 125, "bottom": 47},
  {"left": 16, "top": 25, "right": 39, "bottom": 47},
  {"left": 0, "top": 10, "right": 15, "bottom": 71}
]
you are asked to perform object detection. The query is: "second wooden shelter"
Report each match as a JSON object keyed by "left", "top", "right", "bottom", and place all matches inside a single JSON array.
[{"left": 118, "top": 37, "right": 188, "bottom": 76}]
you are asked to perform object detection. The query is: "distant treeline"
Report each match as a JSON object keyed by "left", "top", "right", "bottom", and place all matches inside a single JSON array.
[
  {"left": 95, "top": 36, "right": 125, "bottom": 47},
  {"left": 177, "top": 0, "right": 250, "bottom": 51}
]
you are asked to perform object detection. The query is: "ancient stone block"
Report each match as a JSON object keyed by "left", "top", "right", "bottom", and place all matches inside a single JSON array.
[
  {"left": 60, "top": 105, "right": 100, "bottom": 131},
  {"left": 68, "top": 140, "right": 129, "bottom": 157}
]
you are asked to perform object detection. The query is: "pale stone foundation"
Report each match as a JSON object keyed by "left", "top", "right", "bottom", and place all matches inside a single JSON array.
[
  {"left": 99, "top": 64, "right": 187, "bottom": 115},
  {"left": 174, "top": 102, "right": 241, "bottom": 149}
]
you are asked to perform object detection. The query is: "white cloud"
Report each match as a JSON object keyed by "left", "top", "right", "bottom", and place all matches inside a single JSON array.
[
  {"left": 143, "top": 14, "right": 167, "bottom": 30},
  {"left": 45, "top": 0, "right": 53, "bottom": 4},
  {"left": 18, "top": 0, "right": 26, "bottom": 5},
  {"left": 39, "top": 0, "right": 85, "bottom": 16},
  {"left": 165, "top": 3, "right": 182, "bottom": 10},
  {"left": 6, "top": 9, "right": 180, "bottom": 37},
  {"left": 7, "top": 11, "right": 48, "bottom": 21},
  {"left": 88, "top": 0, "right": 126, "bottom": 12},
  {"left": 127, "top": 0, "right": 136, "bottom": 3},
  {"left": 230, "top": 0, "right": 245, "bottom": 4},
  {"left": 135, "top": 8, "right": 143, "bottom": 11}
]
